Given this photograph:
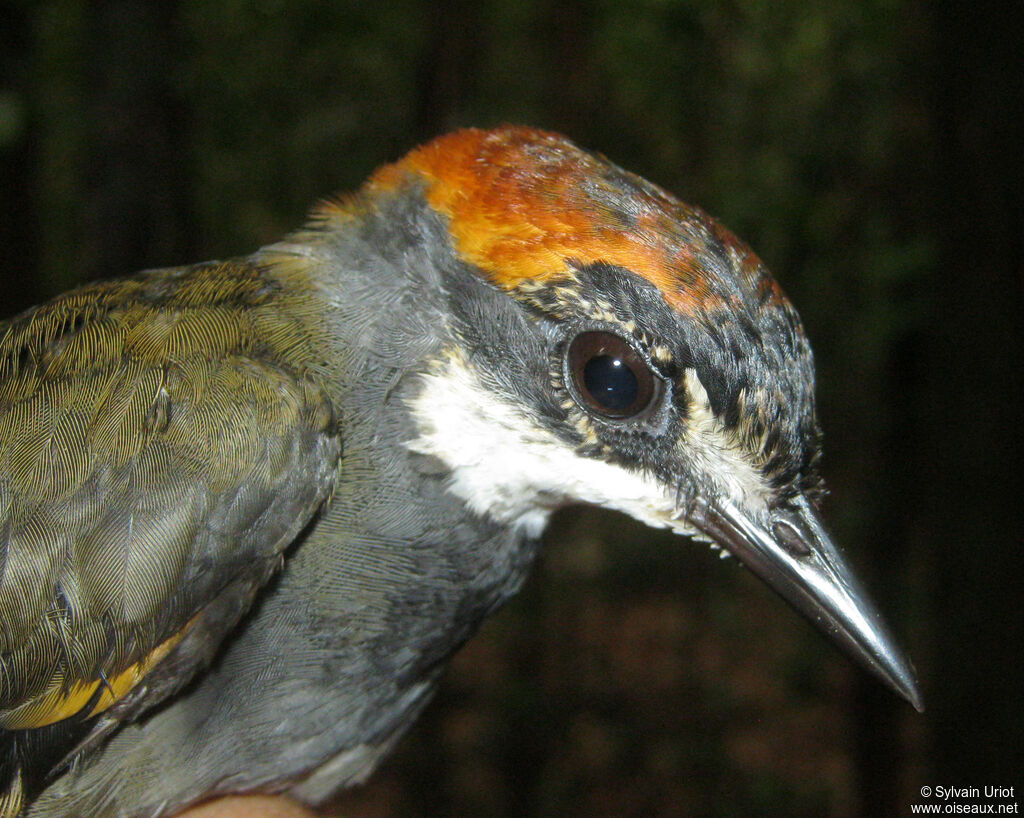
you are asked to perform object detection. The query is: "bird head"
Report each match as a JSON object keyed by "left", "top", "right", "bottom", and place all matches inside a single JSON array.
[{"left": 355, "top": 126, "right": 920, "bottom": 709}]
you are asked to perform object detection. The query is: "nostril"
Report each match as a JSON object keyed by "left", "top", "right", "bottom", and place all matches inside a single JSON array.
[{"left": 771, "top": 516, "right": 813, "bottom": 558}]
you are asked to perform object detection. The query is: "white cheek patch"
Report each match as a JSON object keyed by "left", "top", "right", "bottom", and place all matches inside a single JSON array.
[
  {"left": 404, "top": 352, "right": 770, "bottom": 541},
  {"left": 680, "top": 369, "right": 770, "bottom": 512},
  {"left": 404, "top": 350, "right": 687, "bottom": 538}
]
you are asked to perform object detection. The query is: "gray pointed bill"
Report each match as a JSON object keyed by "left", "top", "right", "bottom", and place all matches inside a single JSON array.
[{"left": 683, "top": 495, "right": 923, "bottom": 711}]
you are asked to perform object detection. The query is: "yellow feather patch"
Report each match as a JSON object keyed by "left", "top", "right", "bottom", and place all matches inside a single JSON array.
[{"left": 0, "top": 625, "right": 187, "bottom": 730}]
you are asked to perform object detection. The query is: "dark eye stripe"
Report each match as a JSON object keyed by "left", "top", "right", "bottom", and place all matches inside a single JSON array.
[{"left": 567, "top": 331, "right": 657, "bottom": 419}]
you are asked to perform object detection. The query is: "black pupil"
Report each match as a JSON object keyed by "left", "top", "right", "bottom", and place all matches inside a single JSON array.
[
  {"left": 568, "top": 330, "right": 658, "bottom": 421},
  {"left": 583, "top": 354, "right": 639, "bottom": 412}
]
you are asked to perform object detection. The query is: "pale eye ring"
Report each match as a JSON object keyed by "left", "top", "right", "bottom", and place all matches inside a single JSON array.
[{"left": 566, "top": 331, "right": 659, "bottom": 420}]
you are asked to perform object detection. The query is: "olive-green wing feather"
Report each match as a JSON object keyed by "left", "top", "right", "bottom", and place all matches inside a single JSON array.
[{"left": 0, "top": 261, "right": 340, "bottom": 795}]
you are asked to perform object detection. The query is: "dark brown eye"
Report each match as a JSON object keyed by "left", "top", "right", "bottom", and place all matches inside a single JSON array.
[{"left": 567, "top": 331, "right": 658, "bottom": 419}]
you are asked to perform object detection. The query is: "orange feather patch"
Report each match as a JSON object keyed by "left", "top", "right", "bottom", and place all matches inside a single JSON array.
[{"left": 367, "top": 126, "right": 783, "bottom": 317}]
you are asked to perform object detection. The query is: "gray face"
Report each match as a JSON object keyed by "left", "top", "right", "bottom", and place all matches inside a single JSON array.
[
  {"left": 414, "top": 250, "right": 822, "bottom": 532},
  {"left": 400, "top": 201, "right": 919, "bottom": 712}
]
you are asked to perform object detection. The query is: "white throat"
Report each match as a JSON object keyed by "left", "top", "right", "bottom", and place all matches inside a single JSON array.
[
  {"left": 404, "top": 349, "right": 685, "bottom": 538},
  {"left": 404, "top": 350, "right": 770, "bottom": 542}
]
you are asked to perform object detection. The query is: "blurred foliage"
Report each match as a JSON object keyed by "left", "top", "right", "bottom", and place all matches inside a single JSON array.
[{"left": 0, "top": 0, "right": 1020, "bottom": 816}]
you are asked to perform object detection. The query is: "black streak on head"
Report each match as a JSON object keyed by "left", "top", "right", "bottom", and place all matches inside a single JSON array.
[{"left": 561, "top": 262, "right": 824, "bottom": 500}]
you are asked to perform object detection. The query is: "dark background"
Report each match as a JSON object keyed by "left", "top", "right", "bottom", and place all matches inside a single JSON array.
[{"left": 1, "top": 1, "right": 1020, "bottom": 816}]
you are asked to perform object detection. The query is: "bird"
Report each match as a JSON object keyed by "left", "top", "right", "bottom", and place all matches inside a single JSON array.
[{"left": 0, "top": 125, "right": 921, "bottom": 817}]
